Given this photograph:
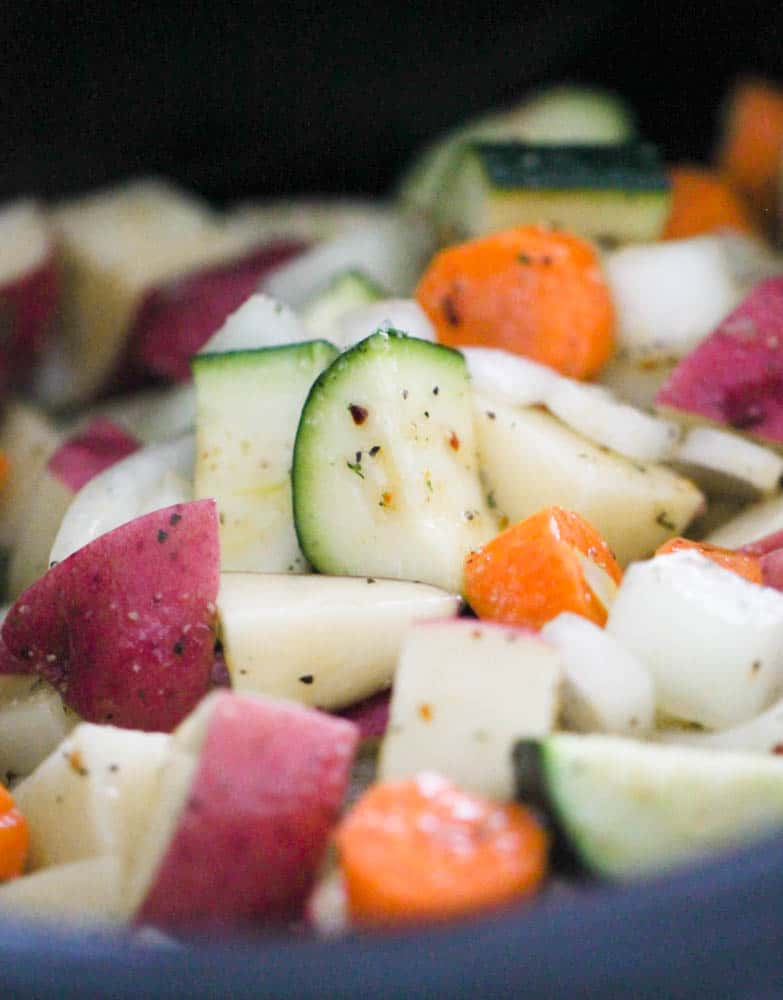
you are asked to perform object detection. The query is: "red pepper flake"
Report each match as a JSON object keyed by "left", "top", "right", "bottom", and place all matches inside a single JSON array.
[
  {"left": 348, "top": 403, "right": 369, "bottom": 425},
  {"left": 773, "top": 743, "right": 783, "bottom": 755},
  {"left": 448, "top": 431, "right": 460, "bottom": 451},
  {"left": 418, "top": 703, "right": 434, "bottom": 722},
  {"left": 379, "top": 491, "right": 393, "bottom": 508}
]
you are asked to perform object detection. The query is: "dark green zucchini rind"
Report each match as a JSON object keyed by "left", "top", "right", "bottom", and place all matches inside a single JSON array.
[
  {"left": 436, "top": 141, "right": 671, "bottom": 246},
  {"left": 511, "top": 739, "right": 591, "bottom": 880}
]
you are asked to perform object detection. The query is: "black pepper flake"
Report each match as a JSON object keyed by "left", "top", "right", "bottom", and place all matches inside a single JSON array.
[
  {"left": 348, "top": 403, "right": 369, "bottom": 425},
  {"left": 219, "top": 512, "right": 226, "bottom": 525},
  {"left": 298, "top": 674, "right": 314, "bottom": 685},
  {"left": 173, "top": 640, "right": 185, "bottom": 656},
  {"left": 108, "top": 763, "right": 119, "bottom": 773},
  {"left": 518, "top": 252, "right": 532, "bottom": 265},
  {"left": 402, "top": 389, "right": 409, "bottom": 400},
  {"left": 366, "top": 577, "right": 376, "bottom": 584},
  {"left": 656, "top": 511, "right": 676, "bottom": 531},
  {"left": 157, "top": 529, "right": 169, "bottom": 544},
  {"left": 432, "top": 386, "right": 440, "bottom": 395},
  {"left": 442, "top": 292, "right": 461, "bottom": 327},
  {"left": 424, "top": 410, "right": 430, "bottom": 419},
  {"left": 169, "top": 512, "right": 182, "bottom": 526},
  {"left": 49, "top": 560, "right": 59, "bottom": 569},
  {"left": 486, "top": 410, "right": 496, "bottom": 420},
  {"left": 369, "top": 445, "right": 381, "bottom": 457}
]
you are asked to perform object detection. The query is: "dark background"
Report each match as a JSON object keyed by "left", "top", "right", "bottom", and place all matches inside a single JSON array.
[{"left": 1, "top": 1, "right": 781, "bottom": 202}]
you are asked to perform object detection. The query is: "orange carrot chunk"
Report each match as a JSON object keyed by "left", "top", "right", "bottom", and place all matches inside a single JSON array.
[
  {"left": 336, "top": 773, "right": 548, "bottom": 927},
  {"left": 415, "top": 225, "right": 615, "bottom": 380},
  {"left": 717, "top": 78, "right": 783, "bottom": 230},
  {"left": 0, "top": 784, "right": 28, "bottom": 881},
  {"left": 464, "top": 506, "right": 622, "bottom": 630},
  {"left": 655, "top": 537, "right": 763, "bottom": 585},
  {"left": 662, "top": 165, "right": 758, "bottom": 240}
]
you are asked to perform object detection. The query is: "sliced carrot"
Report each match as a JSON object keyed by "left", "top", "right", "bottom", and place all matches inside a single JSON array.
[
  {"left": 655, "top": 537, "right": 762, "bottom": 585},
  {"left": 0, "top": 784, "right": 28, "bottom": 881},
  {"left": 415, "top": 225, "right": 615, "bottom": 380},
  {"left": 336, "top": 773, "right": 548, "bottom": 927},
  {"left": 464, "top": 506, "right": 622, "bottom": 630},
  {"left": 717, "top": 78, "right": 783, "bottom": 230},
  {"left": 662, "top": 165, "right": 758, "bottom": 239}
]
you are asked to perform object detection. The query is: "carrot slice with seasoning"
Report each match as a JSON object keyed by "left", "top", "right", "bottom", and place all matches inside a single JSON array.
[
  {"left": 717, "top": 78, "right": 783, "bottom": 231},
  {"left": 464, "top": 506, "right": 622, "bottom": 629},
  {"left": 0, "top": 783, "right": 28, "bottom": 881},
  {"left": 415, "top": 225, "right": 614, "bottom": 380},
  {"left": 655, "top": 537, "right": 762, "bottom": 584},
  {"left": 336, "top": 773, "right": 548, "bottom": 927},
  {"left": 662, "top": 166, "right": 758, "bottom": 239}
]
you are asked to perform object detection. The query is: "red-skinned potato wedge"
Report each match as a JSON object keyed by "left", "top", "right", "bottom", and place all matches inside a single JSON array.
[
  {"left": 130, "top": 691, "right": 358, "bottom": 930},
  {"left": 0, "top": 200, "right": 59, "bottom": 395},
  {"left": 740, "top": 530, "right": 783, "bottom": 591},
  {"left": 1, "top": 500, "right": 219, "bottom": 732},
  {"left": 9, "top": 418, "right": 140, "bottom": 598},
  {"left": 126, "top": 240, "right": 304, "bottom": 382},
  {"left": 46, "top": 179, "right": 305, "bottom": 405},
  {"left": 655, "top": 277, "right": 783, "bottom": 446}
]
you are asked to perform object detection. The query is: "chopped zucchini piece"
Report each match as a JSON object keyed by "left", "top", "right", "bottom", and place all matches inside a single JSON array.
[{"left": 436, "top": 142, "right": 671, "bottom": 244}]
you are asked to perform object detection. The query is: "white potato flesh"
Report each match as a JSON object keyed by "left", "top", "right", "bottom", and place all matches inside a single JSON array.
[
  {"left": 262, "top": 215, "right": 435, "bottom": 306},
  {"left": 13, "top": 723, "right": 170, "bottom": 871},
  {"left": 218, "top": 573, "right": 460, "bottom": 710},
  {"left": 49, "top": 433, "right": 194, "bottom": 565},
  {"left": 0, "top": 401, "right": 60, "bottom": 550},
  {"left": 604, "top": 236, "right": 741, "bottom": 361},
  {"left": 225, "top": 197, "right": 393, "bottom": 245},
  {"left": 671, "top": 426, "right": 783, "bottom": 498},
  {"left": 51, "top": 178, "right": 264, "bottom": 403},
  {"left": 473, "top": 393, "right": 704, "bottom": 566},
  {"left": 707, "top": 493, "right": 783, "bottom": 549},
  {"left": 0, "top": 676, "right": 77, "bottom": 784},
  {"left": 334, "top": 299, "right": 436, "bottom": 350},
  {"left": 606, "top": 550, "right": 783, "bottom": 729},
  {"left": 86, "top": 383, "right": 195, "bottom": 445},
  {"left": 8, "top": 471, "right": 73, "bottom": 598},
  {"left": 198, "top": 293, "right": 312, "bottom": 354},
  {"left": 0, "top": 200, "right": 51, "bottom": 286},
  {"left": 0, "top": 856, "right": 129, "bottom": 927},
  {"left": 540, "top": 612, "right": 654, "bottom": 736},
  {"left": 378, "top": 618, "right": 562, "bottom": 800}
]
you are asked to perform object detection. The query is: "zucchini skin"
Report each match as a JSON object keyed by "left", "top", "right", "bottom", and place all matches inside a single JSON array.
[
  {"left": 471, "top": 141, "right": 669, "bottom": 192},
  {"left": 512, "top": 739, "right": 589, "bottom": 879}
]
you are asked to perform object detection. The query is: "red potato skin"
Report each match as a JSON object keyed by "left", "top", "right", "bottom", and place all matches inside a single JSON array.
[
  {"left": 655, "top": 277, "right": 783, "bottom": 444},
  {"left": 136, "top": 693, "right": 359, "bottom": 930},
  {"left": 336, "top": 688, "right": 390, "bottom": 741},
  {"left": 1, "top": 500, "right": 220, "bottom": 731},
  {"left": 740, "top": 532, "right": 783, "bottom": 590},
  {"left": 46, "top": 416, "right": 139, "bottom": 493},
  {"left": 0, "top": 251, "right": 58, "bottom": 394},
  {"left": 127, "top": 240, "right": 305, "bottom": 382}
]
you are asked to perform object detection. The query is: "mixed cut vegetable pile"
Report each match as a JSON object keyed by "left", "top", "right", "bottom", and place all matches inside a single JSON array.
[{"left": 2, "top": 77, "right": 783, "bottom": 936}]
